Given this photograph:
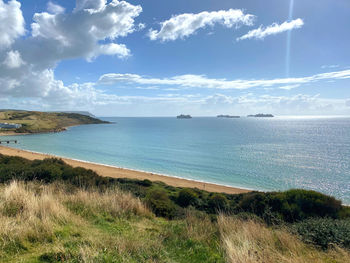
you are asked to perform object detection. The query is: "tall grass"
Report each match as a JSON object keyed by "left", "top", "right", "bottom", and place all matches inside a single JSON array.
[
  {"left": 64, "top": 187, "right": 151, "bottom": 218},
  {"left": 0, "top": 181, "right": 151, "bottom": 260},
  {"left": 218, "top": 215, "right": 350, "bottom": 263},
  {"left": 1, "top": 181, "right": 349, "bottom": 262},
  {"left": 0, "top": 181, "right": 70, "bottom": 255}
]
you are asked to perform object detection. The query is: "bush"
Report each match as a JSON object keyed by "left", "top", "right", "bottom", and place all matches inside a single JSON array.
[
  {"left": 294, "top": 218, "right": 350, "bottom": 250},
  {"left": 177, "top": 188, "right": 198, "bottom": 207},
  {"left": 235, "top": 189, "right": 343, "bottom": 223},
  {"left": 145, "top": 189, "right": 178, "bottom": 219},
  {"left": 0, "top": 155, "right": 110, "bottom": 189},
  {"left": 207, "top": 194, "right": 228, "bottom": 213},
  {"left": 138, "top": 179, "right": 152, "bottom": 187}
]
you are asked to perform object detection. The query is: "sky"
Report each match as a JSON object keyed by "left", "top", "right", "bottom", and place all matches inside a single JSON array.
[{"left": 0, "top": 0, "right": 349, "bottom": 116}]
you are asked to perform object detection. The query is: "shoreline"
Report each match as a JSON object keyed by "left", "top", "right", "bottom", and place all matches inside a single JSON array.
[
  {"left": 0, "top": 131, "right": 30, "bottom": 136},
  {"left": 0, "top": 145, "right": 251, "bottom": 195}
]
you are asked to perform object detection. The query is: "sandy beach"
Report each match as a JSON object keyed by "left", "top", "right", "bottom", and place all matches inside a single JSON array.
[{"left": 0, "top": 145, "right": 251, "bottom": 195}]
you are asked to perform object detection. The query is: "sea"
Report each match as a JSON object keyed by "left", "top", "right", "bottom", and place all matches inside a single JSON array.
[{"left": 1, "top": 116, "right": 350, "bottom": 204}]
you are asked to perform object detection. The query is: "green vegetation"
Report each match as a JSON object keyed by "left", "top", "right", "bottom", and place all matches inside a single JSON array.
[
  {"left": 294, "top": 218, "right": 350, "bottom": 250},
  {"left": 0, "top": 110, "right": 108, "bottom": 134},
  {"left": 0, "top": 181, "right": 224, "bottom": 263},
  {"left": 0, "top": 154, "right": 349, "bottom": 262}
]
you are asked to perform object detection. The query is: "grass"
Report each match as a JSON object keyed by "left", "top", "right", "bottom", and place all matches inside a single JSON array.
[
  {"left": 0, "top": 181, "right": 224, "bottom": 262},
  {"left": 1, "top": 156, "right": 350, "bottom": 261},
  {"left": 218, "top": 215, "right": 350, "bottom": 263},
  {"left": 1, "top": 181, "right": 349, "bottom": 262},
  {"left": 0, "top": 110, "right": 108, "bottom": 134}
]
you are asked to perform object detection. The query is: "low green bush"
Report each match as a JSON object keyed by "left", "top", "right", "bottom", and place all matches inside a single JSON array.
[
  {"left": 177, "top": 188, "right": 198, "bottom": 207},
  {"left": 145, "top": 189, "right": 179, "bottom": 219},
  {"left": 293, "top": 218, "right": 350, "bottom": 250},
  {"left": 235, "top": 189, "right": 343, "bottom": 223},
  {"left": 207, "top": 194, "right": 228, "bottom": 213}
]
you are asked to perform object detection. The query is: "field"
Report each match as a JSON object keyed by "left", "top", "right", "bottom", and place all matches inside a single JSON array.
[{"left": 0, "top": 111, "right": 108, "bottom": 134}]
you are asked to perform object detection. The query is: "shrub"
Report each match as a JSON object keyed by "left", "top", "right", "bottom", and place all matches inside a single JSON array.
[
  {"left": 177, "top": 188, "right": 198, "bottom": 207},
  {"left": 207, "top": 194, "right": 228, "bottom": 213},
  {"left": 145, "top": 189, "right": 178, "bottom": 219},
  {"left": 294, "top": 218, "right": 350, "bottom": 250},
  {"left": 138, "top": 179, "right": 152, "bottom": 187},
  {"left": 235, "top": 189, "right": 343, "bottom": 223}
]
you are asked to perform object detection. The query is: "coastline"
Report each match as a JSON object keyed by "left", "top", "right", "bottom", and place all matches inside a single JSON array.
[
  {"left": 0, "top": 145, "right": 251, "bottom": 195},
  {"left": 0, "top": 131, "right": 30, "bottom": 136}
]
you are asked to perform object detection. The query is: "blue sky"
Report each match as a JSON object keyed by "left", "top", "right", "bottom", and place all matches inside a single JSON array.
[{"left": 0, "top": 0, "right": 349, "bottom": 116}]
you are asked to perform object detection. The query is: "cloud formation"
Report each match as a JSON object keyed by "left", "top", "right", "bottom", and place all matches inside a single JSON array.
[
  {"left": 0, "top": 0, "right": 25, "bottom": 49},
  {"left": 99, "top": 69, "right": 350, "bottom": 90},
  {"left": 0, "top": 0, "right": 142, "bottom": 103},
  {"left": 148, "top": 9, "right": 255, "bottom": 41},
  {"left": 47, "top": 1, "right": 65, "bottom": 14},
  {"left": 237, "top": 18, "right": 304, "bottom": 41},
  {"left": 2, "top": 50, "right": 25, "bottom": 68}
]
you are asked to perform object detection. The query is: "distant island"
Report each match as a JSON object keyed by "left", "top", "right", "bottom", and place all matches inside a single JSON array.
[
  {"left": 0, "top": 110, "right": 109, "bottom": 135},
  {"left": 217, "top": 115, "right": 240, "bottom": 118},
  {"left": 177, "top": 114, "right": 192, "bottom": 119},
  {"left": 247, "top": 113, "right": 274, "bottom": 118}
]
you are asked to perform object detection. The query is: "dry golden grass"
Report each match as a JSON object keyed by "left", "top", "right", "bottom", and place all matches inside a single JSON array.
[
  {"left": 218, "top": 215, "right": 350, "bottom": 263},
  {"left": 2, "top": 181, "right": 348, "bottom": 263},
  {"left": 184, "top": 210, "right": 219, "bottom": 243},
  {"left": 0, "top": 181, "right": 151, "bottom": 260},
  {"left": 0, "top": 181, "right": 70, "bottom": 255},
  {"left": 64, "top": 187, "right": 152, "bottom": 218}
]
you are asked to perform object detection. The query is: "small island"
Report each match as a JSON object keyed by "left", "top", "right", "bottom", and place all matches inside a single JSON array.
[
  {"left": 0, "top": 110, "right": 109, "bottom": 135},
  {"left": 177, "top": 114, "right": 192, "bottom": 119},
  {"left": 247, "top": 113, "right": 274, "bottom": 118},
  {"left": 217, "top": 115, "right": 240, "bottom": 118}
]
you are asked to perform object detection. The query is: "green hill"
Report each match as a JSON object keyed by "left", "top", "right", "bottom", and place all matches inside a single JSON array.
[{"left": 0, "top": 110, "right": 108, "bottom": 134}]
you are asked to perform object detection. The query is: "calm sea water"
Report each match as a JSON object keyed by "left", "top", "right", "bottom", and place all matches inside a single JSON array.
[{"left": 2, "top": 117, "right": 350, "bottom": 204}]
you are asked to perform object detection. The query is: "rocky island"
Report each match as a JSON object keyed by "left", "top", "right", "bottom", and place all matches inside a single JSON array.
[
  {"left": 0, "top": 110, "right": 109, "bottom": 135},
  {"left": 177, "top": 114, "right": 192, "bottom": 119},
  {"left": 217, "top": 115, "right": 240, "bottom": 118},
  {"left": 247, "top": 113, "right": 274, "bottom": 118}
]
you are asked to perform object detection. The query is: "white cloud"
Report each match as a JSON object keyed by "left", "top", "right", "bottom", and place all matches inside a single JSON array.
[
  {"left": 138, "top": 23, "right": 146, "bottom": 31},
  {"left": 237, "top": 18, "right": 304, "bottom": 41},
  {"left": 98, "top": 69, "right": 350, "bottom": 90},
  {"left": 90, "top": 43, "right": 130, "bottom": 60},
  {"left": 74, "top": 0, "right": 106, "bottom": 13},
  {"left": 0, "top": 0, "right": 25, "bottom": 49},
  {"left": 47, "top": 2, "right": 65, "bottom": 14},
  {"left": 200, "top": 93, "right": 349, "bottom": 116},
  {"left": 0, "top": 0, "right": 142, "bottom": 103},
  {"left": 148, "top": 9, "right": 255, "bottom": 41},
  {"left": 136, "top": 86, "right": 159, "bottom": 90},
  {"left": 204, "top": 93, "right": 237, "bottom": 105},
  {"left": 278, "top": 84, "right": 300, "bottom": 90},
  {"left": 3, "top": 50, "right": 25, "bottom": 68}
]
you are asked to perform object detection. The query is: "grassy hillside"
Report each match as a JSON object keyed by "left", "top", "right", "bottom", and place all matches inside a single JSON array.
[
  {"left": 0, "top": 155, "right": 349, "bottom": 262},
  {"left": 0, "top": 110, "right": 108, "bottom": 134},
  {"left": 1, "top": 181, "right": 349, "bottom": 263}
]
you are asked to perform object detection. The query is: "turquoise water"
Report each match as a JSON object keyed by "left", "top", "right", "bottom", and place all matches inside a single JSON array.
[{"left": 1, "top": 117, "right": 350, "bottom": 204}]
